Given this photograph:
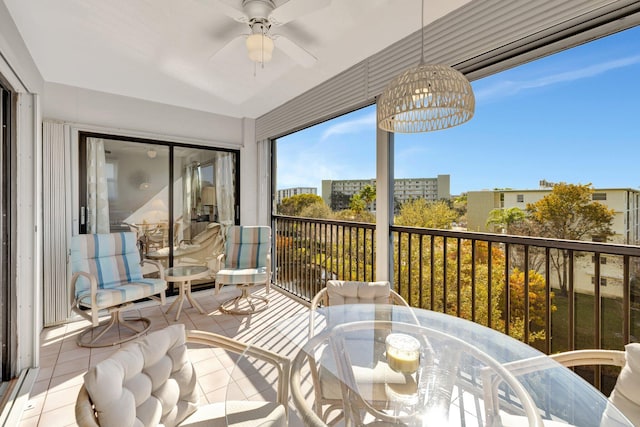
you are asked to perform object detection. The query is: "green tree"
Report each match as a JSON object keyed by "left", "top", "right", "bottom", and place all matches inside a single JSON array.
[
  {"left": 278, "top": 193, "right": 324, "bottom": 216},
  {"left": 526, "top": 183, "right": 615, "bottom": 295},
  {"left": 395, "top": 199, "right": 458, "bottom": 229},
  {"left": 486, "top": 207, "right": 526, "bottom": 234},
  {"left": 349, "top": 193, "right": 366, "bottom": 213},
  {"left": 359, "top": 184, "right": 376, "bottom": 211}
]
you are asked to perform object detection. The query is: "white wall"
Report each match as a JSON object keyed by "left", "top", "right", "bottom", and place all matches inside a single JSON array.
[
  {"left": 43, "top": 82, "right": 243, "bottom": 145},
  {"left": 0, "top": 1, "right": 44, "bottom": 375},
  {"left": 0, "top": 2, "right": 43, "bottom": 93}
]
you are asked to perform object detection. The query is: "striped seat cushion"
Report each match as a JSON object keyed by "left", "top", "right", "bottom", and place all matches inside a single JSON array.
[
  {"left": 216, "top": 267, "right": 268, "bottom": 286},
  {"left": 70, "top": 232, "right": 166, "bottom": 311},
  {"left": 77, "top": 278, "right": 167, "bottom": 309}
]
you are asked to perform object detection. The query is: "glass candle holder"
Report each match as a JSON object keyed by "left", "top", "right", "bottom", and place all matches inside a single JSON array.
[{"left": 386, "top": 333, "right": 421, "bottom": 374}]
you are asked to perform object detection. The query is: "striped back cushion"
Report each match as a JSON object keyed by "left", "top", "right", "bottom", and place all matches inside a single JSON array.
[
  {"left": 71, "top": 232, "right": 143, "bottom": 296},
  {"left": 225, "top": 226, "right": 270, "bottom": 269}
]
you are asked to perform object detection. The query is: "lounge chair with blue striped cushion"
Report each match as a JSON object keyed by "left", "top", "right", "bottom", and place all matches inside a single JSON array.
[
  {"left": 215, "top": 225, "right": 271, "bottom": 314},
  {"left": 69, "top": 232, "right": 167, "bottom": 347}
]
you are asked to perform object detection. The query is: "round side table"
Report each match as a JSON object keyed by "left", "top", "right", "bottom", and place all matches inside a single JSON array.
[{"left": 164, "top": 265, "right": 210, "bottom": 320}]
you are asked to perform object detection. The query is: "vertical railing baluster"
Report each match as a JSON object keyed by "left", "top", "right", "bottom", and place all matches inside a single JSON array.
[
  {"left": 456, "top": 238, "right": 461, "bottom": 317},
  {"left": 623, "top": 255, "right": 630, "bottom": 344},
  {"left": 568, "top": 250, "right": 575, "bottom": 351},
  {"left": 545, "top": 247, "right": 551, "bottom": 354},
  {"left": 523, "top": 245, "right": 530, "bottom": 344},
  {"left": 488, "top": 241, "right": 493, "bottom": 328},
  {"left": 442, "top": 236, "right": 448, "bottom": 313},
  {"left": 504, "top": 242, "right": 510, "bottom": 336},
  {"left": 341, "top": 225, "right": 345, "bottom": 280},
  {"left": 430, "top": 235, "right": 435, "bottom": 310},
  {"left": 407, "top": 231, "right": 413, "bottom": 306},
  {"left": 594, "top": 251, "right": 602, "bottom": 390},
  {"left": 471, "top": 239, "right": 476, "bottom": 322},
  {"left": 418, "top": 234, "right": 423, "bottom": 309}
]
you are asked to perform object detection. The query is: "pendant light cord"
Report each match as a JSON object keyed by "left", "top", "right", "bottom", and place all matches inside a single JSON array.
[{"left": 420, "top": 0, "right": 425, "bottom": 64}]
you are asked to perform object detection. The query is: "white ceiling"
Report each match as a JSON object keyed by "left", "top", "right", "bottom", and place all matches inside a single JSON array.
[{"left": 4, "top": 0, "right": 472, "bottom": 119}]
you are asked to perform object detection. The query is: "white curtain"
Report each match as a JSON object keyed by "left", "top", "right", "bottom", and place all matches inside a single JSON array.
[
  {"left": 183, "top": 162, "right": 199, "bottom": 226},
  {"left": 257, "top": 139, "right": 271, "bottom": 225},
  {"left": 86, "top": 137, "right": 110, "bottom": 234},
  {"left": 215, "top": 152, "right": 235, "bottom": 228}
]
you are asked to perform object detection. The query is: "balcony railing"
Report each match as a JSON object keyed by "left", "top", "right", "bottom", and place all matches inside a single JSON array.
[
  {"left": 273, "top": 214, "right": 640, "bottom": 392},
  {"left": 273, "top": 215, "right": 375, "bottom": 300}
]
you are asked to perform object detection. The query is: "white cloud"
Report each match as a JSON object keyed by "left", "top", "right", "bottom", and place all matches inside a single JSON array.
[
  {"left": 475, "top": 55, "right": 640, "bottom": 102},
  {"left": 320, "top": 111, "right": 376, "bottom": 141}
]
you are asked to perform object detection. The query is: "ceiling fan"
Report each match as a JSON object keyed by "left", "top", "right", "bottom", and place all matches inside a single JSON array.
[{"left": 211, "top": 0, "right": 331, "bottom": 67}]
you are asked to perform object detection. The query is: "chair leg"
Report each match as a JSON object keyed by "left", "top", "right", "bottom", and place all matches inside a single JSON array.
[
  {"left": 219, "top": 284, "right": 268, "bottom": 315},
  {"left": 77, "top": 308, "right": 151, "bottom": 348}
]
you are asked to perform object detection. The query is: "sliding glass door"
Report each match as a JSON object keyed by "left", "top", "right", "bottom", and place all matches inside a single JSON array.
[
  {"left": 0, "top": 82, "right": 11, "bottom": 381},
  {"left": 79, "top": 133, "right": 239, "bottom": 291}
]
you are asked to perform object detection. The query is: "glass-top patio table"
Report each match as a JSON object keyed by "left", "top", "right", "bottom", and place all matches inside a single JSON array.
[{"left": 225, "top": 304, "right": 632, "bottom": 427}]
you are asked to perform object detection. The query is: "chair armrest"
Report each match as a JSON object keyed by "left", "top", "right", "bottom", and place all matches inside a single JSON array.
[
  {"left": 141, "top": 258, "right": 165, "bottom": 280},
  {"left": 309, "top": 288, "right": 328, "bottom": 339},
  {"left": 216, "top": 253, "right": 226, "bottom": 269},
  {"left": 69, "top": 271, "right": 98, "bottom": 308},
  {"left": 549, "top": 349, "right": 626, "bottom": 368},
  {"left": 186, "top": 329, "right": 291, "bottom": 407}
]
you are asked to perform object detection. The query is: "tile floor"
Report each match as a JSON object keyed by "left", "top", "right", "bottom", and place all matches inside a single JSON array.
[{"left": 18, "top": 286, "right": 309, "bottom": 427}]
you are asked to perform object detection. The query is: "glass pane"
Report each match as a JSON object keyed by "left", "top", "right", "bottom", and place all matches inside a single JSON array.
[
  {"left": 173, "top": 147, "right": 236, "bottom": 244},
  {"left": 98, "top": 139, "right": 170, "bottom": 236},
  {"left": 83, "top": 137, "right": 237, "bottom": 291}
]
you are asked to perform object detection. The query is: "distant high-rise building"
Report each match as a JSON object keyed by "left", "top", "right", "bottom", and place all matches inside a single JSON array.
[
  {"left": 322, "top": 175, "right": 450, "bottom": 212},
  {"left": 276, "top": 187, "right": 317, "bottom": 205}
]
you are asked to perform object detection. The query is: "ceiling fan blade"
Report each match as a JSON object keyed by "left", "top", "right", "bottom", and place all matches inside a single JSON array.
[
  {"left": 273, "top": 34, "right": 317, "bottom": 68},
  {"left": 268, "top": 0, "right": 331, "bottom": 26},
  {"left": 208, "top": 34, "right": 248, "bottom": 62},
  {"left": 211, "top": 0, "right": 249, "bottom": 23}
]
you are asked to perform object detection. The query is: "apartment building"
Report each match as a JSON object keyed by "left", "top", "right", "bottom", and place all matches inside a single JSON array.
[
  {"left": 276, "top": 187, "right": 317, "bottom": 205},
  {"left": 467, "top": 187, "right": 640, "bottom": 298},
  {"left": 322, "top": 175, "right": 450, "bottom": 211}
]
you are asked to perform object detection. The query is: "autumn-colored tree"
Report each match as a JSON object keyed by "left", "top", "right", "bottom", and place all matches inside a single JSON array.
[
  {"left": 527, "top": 183, "right": 615, "bottom": 241},
  {"left": 299, "top": 201, "right": 333, "bottom": 219},
  {"left": 504, "top": 268, "right": 556, "bottom": 344},
  {"left": 395, "top": 199, "right": 459, "bottom": 229},
  {"left": 394, "top": 236, "right": 552, "bottom": 343},
  {"left": 278, "top": 193, "right": 324, "bottom": 216},
  {"left": 526, "top": 183, "right": 615, "bottom": 294},
  {"left": 452, "top": 194, "right": 468, "bottom": 226},
  {"left": 334, "top": 209, "right": 375, "bottom": 223}
]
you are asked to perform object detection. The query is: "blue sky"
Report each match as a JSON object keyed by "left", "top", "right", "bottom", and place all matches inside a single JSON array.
[{"left": 276, "top": 26, "right": 640, "bottom": 195}]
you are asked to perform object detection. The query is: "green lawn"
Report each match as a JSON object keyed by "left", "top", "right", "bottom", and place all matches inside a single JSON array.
[
  {"left": 550, "top": 293, "right": 631, "bottom": 394},
  {"left": 551, "top": 293, "right": 626, "bottom": 352}
]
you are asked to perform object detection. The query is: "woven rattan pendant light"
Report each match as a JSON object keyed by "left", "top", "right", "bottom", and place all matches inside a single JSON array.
[{"left": 377, "top": 0, "right": 475, "bottom": 133}]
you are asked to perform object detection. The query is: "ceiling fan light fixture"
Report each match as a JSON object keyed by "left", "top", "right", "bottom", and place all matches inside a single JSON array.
[{"left": 246, "top": 33, "right": 274, "bottom": 63}]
